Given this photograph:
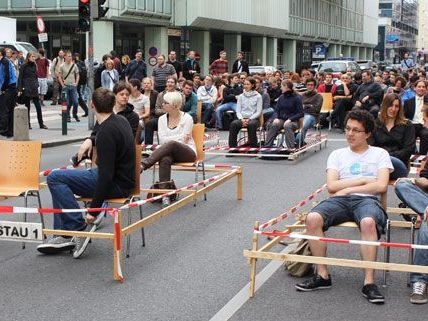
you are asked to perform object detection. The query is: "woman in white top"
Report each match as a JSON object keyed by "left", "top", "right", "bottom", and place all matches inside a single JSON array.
[
  {"left": 141, "top": 91, "right": 196, "bottom": 205},
  {"left": 101, "top": 59, "right": 119, "bottom": 91},
  {"left": 128, "top": 78, "right": 150, "bottom": 119}
]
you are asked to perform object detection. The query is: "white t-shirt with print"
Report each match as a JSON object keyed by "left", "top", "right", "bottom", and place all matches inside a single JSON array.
[{"left": 327, "top": 146, "right": 393, "bottom": 196}]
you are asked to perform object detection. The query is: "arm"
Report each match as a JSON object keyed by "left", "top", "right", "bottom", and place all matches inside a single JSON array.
[
  {"left": 289, "top": 96, "right": 304, "bottom": 122},
  {"left": 236, "top": 95, "right": 243, "bottom": 120},
  {"left": 211, "top": 87, "right": 218, "bottom": 104},
  {"left": 327, "top": 168, "right": 389, "bottom": 195},
  {"left": 58, "top": 67, "right": 65, "bottom": 87},
  {"left": 74, "top": 68, "right": 80, "bottom": 86},
  {"left": 189, "top": 94, "right": 198, "bottom": 117},
  {"left": 250, "top": 94, "right": 263, "bottom": 120},
  {"left": 141, "top": 97, "right": 151, "bottom": 120},
  {"left": 101, "top": 71, "right": 107, "bottom": 89},
  {"left": 155, "top": 92, "right": 164, "bottom": 116}
]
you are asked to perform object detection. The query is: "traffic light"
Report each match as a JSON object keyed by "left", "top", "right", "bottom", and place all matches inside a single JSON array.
[
  {"left": 78, "top": 0, "right": 90, "bottom": 32},
  {"left": 95, "top": 0, "right": 109, "bottom": 19}
]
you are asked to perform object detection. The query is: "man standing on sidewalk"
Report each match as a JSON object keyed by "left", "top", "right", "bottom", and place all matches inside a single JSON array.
[
  {"left": 37, "top": 87, "right": 136, "bottom": 256},
  {"left": 50, "top": 49, "right": 65, "bottom": 105},
  {"left": 58, "top": 51, "right": 80, "bottom": 122},
  {"left": 0, "top": 47, "right": 17, "bottom": 138},
  {"left": 125, "top": 50, "right": 147, "bottom": 82},
  {"left": 35, "top": 48, "right": 49, "bottom": 106}
]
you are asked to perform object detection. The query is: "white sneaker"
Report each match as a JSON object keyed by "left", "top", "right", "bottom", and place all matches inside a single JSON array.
[
  {"left": 72, "top": 224, "right": 96, "bottom": 259},
  {"left": 37, "top": 236, "right": 76, "bottom": 254}
]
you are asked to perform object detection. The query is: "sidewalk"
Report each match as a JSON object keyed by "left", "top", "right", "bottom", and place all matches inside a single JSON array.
[{"left": 0, "top": 101, "right": 93, "bottom": 148}]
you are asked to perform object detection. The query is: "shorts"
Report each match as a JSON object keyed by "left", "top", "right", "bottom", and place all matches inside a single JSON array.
[
  {"left": 38, "top": 78, "right": 48, "bottom": 95},
  {"left": 311, "top": 195, "right": 387, "bottom": 239}
]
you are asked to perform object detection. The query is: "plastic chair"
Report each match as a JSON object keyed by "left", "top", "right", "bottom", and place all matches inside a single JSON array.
[
  {"left": 319, "top": 92, "right": 334, "bottom": 130},
  {"left": 80, "top": 144, "right": 144, "bottom": 258},
  {"left": 0, "top": 140, "right": 44, "bottom": 248}
]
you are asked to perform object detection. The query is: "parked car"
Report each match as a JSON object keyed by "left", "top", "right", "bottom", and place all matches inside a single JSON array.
[
  {"left": 356, "top": 60, "right": 377, "bottom": 72},
  {"left": 317, "top": 60, "right": 360, "bottom": 80},
  {"left": 248, "top": 65, "right": 277, "bottom": 74}
]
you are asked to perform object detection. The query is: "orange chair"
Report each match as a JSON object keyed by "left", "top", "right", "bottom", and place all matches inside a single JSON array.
[
  {"left": 0, "top": 140, "right": 44, "bottom": 248},
  {"left": 80, "top": 144, "right": 144, "bottom": 258},
  {"left": 319, "top": 92, "right": 334, "bottom": 130}
]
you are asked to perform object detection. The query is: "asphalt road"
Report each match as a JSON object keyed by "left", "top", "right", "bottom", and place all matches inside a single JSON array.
[{"left": 0, "top": 131, "right": 425, "bottom": 321}]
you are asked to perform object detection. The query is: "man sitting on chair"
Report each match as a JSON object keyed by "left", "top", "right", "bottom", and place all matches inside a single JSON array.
[
  {"left": 295, "top": 110, "right": 393, "bottom": 304},
  {"left": 37, "top": 88, "right": 136, "bottom": 255}
]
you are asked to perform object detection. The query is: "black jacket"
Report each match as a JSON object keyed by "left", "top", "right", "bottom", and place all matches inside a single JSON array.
[
  {"left": 370, "top": 119, "right": 416, "bottom": 164},
  {"left": 182, "top": 59, "right": 201, "bottom": 80},
  {"left": 147, "top": 90, "right": 159, "bottom": 118},
  {"left": 267, "top": 86, "right": 282, "bottom": 106},
  {"left": 352, "top": 80, "right": 384, "bottom": 108},
  {"left": 403, "top": 95, "right": 428, "bottom": 121},
  {"left": 222, "top": 85, "right": 243, "bottom": 104},
  {"left": 232, "top": 59, "right": 249, "bottom": 74},
  {"left": 18, "top": 62, "right": 39, "bottom": 98},
  {"left": 301, "top": 90, "right": 323, "bottom": 117}
]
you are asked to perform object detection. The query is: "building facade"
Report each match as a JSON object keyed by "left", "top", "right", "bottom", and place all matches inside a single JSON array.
[
  {"left": 0, "top": 0, "right": 378, "bottom": 73},
  {"left": 376, "top": 0, "right": 419, "bottom": 63}
]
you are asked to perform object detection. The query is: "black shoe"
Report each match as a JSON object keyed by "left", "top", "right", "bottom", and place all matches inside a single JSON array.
[
  {"left": 40, "top": 124, "right": 48, "bottom": 129},
  {"left": 50, "top": 101, "right": 57, "bottom": 106},
  {"left": 74, "top": 115, "right": 80, "bottom": 122},
  {"left": 29, "top": 124, "right": 32, "bottom": 129},
  {"left": 362, "top": 284, "right": 385, "bottom": 304},
  {"left": 67, "top": 118, "right": 71, "bottom": 123},
  {"left": 82, "top": 113, "right": 88, "bottom": 117},
  {"left": 295, "top": 274, "right": 332, "bottom": 292}
]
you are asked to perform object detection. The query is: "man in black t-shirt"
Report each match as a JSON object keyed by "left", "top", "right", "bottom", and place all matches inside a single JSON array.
[{"left": 37, "top": 88, "right": 136, "bottom": 255}]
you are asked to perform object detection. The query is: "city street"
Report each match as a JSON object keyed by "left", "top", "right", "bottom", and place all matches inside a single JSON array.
[{"left": 0, "top": 130, "right": 425, "bottom": 321}]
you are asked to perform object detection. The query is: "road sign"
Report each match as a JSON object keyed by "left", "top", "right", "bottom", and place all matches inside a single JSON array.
[
  {"left": 149, "top": 56, "right": 157, "bottom": 66},
  {"left": 0, "top": 221, "right": 43, "bottom": 243},
  {"left": 149, "top": 47, "right": 158, "bottom": 57},
  {"left": 38, "top": 33, "right": 48, "bottom": 43},
  {"left": 36, "top": 16, "right": 45, "bottom": 33}
]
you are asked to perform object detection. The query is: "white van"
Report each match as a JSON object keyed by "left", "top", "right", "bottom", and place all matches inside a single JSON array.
[{"left": 0, "top": 41, "right": 38, "bottom": 58}]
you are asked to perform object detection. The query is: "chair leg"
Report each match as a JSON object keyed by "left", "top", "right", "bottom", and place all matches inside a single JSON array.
[
  {"left": 408, "top": 216, "right": 417, "bottom": 287},
  {"left": 194, "top": 164, "right": 199, "bottom": 207},
  {"left": 136, "top": 196, "right": 145, "bottom": 247},
  {"left": 152, "top": 163, "right": 156, "bottom": 185},
  {"left": 382, "top": 219, "right": 391, "bottom": 286},
  {"left": 35, "top": 191, "right": 46, "bottom": 239},
  {"left": 22, "top": 192, "right": 29, "bottom": 249},
  {"left": 202, "top": 162, "right": 207, "bottom": 201},
  {"left": 126, "top": 207, "right": 132, "bottom": 258}
]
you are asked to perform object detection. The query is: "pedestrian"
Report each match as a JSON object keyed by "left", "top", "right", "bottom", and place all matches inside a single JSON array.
[
  {"left": 35, "top": 48, "right": 49, "bottom": 106},
  {"left": 120, "top": 54, "right": 131, "bottom": 80},
  {"left": 36, "top": 87, "right": 136, "bottom": 256},
  {"left": 50, "top": 49, "right": 65, "bottom": 105},
  {"left": 125, "top": 50, "right": 147, "bottom": 82},
  {"left": 73, "top": 53, "right": 89, "bottom": 117},
  {"left": 209, "top": 50, "right": 229, "bottom": 76},
  {"left": 152, "top": 54, "right": 177, "bottom": 93},
  {"left": 110, "top": 50, "right": 122, "bottom": 75},
  {"left": 17, "top": 52, "right": 48, "bottom": 129},
  {"left": 94, "top": 54, "right": 111, "bottom": 90},
  {"left": 167, "top": 50, "right": 183, "bottom": 78},
  {"left": 101, "top": 59, "right": 119, "bottom": 91},
  {"left": 58, "top": 50, "right": 80, "bottom": 122},
  {"left": 0, "top": 47, "right": 17, "bottom": 137},
  {"left": 232, "top": 51, "right": 249, "bottom": 74},
  {"left": 401, "top": 52, "right": 416, "bottom": 71},
  {"left": 182, "top": 50, "right": 200, "bottom": 80}
]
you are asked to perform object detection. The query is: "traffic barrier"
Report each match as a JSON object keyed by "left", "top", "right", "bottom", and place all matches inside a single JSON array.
[
  {"left": 243, "top": 186, "right": 425, "bottom": 298},
  {"left": 1, "top": 164, "right": 243, "bottom": 282}
]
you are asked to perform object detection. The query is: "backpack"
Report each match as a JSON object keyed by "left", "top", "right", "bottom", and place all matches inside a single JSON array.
[
  {"left": 284, "top": 239, "right": 314, "bottom": 277},
  {"left": 77, "top": 61, "right": 88, "bottom": 85}
]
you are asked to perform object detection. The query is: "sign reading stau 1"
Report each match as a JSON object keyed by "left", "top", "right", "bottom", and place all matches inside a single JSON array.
[{"left": 0, "top": 221, "right": 43, "bottom": 243}]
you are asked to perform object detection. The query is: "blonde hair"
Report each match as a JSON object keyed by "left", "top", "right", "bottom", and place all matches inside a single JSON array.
[{"left": 163, "top": 91, "right": 183, "bottom": 109}]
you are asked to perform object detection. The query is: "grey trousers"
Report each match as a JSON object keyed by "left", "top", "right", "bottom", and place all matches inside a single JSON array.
[{"left": 265, "top": 119, "right": 298, "bottom": 148}]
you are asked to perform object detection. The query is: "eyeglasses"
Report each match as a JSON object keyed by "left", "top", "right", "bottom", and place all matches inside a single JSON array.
[{"left": 345, "top": 126, "right": 366, "bottom": 134}]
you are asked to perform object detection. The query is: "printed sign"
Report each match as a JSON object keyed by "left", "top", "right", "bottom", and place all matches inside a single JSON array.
[
  {"left": 313, "top": 44, "right": 327, "bottom": 59},
  {"left": 38, "top": 33, "right": 48, "bottom": 43},
  {"left": 0, "top": 221, "right": 43, "bottom": 243}
]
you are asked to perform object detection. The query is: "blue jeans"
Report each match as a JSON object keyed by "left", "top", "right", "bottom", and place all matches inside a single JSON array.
[
  {"left": 390, "top": 156, "right": 408, "bottom": 180},
  {"left": 47, "top": 168, "right": 126, "bottom": 231},
  {"left": 64, "top": 85, "right": 79, "bottom": 117},
  {"left": 296, "top": 114, "right": 317, "bottom": 144},
  {"left": 395, "top": 180, "right": 428, "bottom": 283},
  {"left": 215, "top": 102, "right": 237, "bottom": 129}
]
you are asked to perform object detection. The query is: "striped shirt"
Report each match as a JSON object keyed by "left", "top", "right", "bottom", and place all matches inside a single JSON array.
[
  {"left": 152, "top": 64, "right": 176, "bottom": 88},
  {"left": 209, "top": 59, "right": 228, "bottom": 76}
]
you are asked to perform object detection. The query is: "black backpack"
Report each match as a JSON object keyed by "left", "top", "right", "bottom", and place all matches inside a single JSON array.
[{"left": 77, "top": 61, "right": 88, "bottom": 85}]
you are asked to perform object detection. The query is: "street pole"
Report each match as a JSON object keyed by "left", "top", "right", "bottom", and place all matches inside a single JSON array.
[{"left": 87, "top": 0, "right": 95, "bottom": 130}]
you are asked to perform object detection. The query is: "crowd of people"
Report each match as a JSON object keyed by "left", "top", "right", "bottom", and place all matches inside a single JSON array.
[{"left": 3, "top": 47, "right": 428, "bottom": 305}]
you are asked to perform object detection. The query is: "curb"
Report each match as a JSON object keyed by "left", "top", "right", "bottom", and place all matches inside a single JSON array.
[{"left": 42, "top": 136, "right": 87, "bottom": 148}]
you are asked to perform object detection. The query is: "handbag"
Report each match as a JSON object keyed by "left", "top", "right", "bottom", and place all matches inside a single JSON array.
[
  {"left": 284, "top": 239, "right": 314, "bottom": 277},
  {"left": 146, "top": 180, "right": 178, "bottom": 203}
]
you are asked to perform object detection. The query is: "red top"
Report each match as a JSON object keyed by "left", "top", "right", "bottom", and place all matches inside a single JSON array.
[
  {"left": 35, "top": 58, "right": 49, "bottom": 78},
  {"left": 209, "top": 59, "right": 228, "bottom": 76}
]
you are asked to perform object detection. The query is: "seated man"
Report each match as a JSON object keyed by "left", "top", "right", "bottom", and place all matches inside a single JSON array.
[
  {"left": 395, "top": 105, "right": 428, "bottom": 304},
  {"left": 296, "top": 77, "right": 323, "bottom": 145},
  {"left": 196, "top": 75, "right": 217, "bottom": 127},
  {"left": 182, "top": 80, "right": 198, "bottom": 122},
  {"left": 37, "top": 88, "right": 136, "bottom": 256},
  {"left": 353, "top": 70, "right": 384, "bottom": 119},
  {"left": 295, "top": 110, "right": 393, "bottom": 304},
  {"left": 215, "top": 73, "right": 242, "bottom": 130}
]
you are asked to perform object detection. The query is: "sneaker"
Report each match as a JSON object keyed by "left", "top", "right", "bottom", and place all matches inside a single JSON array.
[
  {"left": 162, "top": 196, "right": 171, "bottom": 207},
  {"left": 72, "top": 224, "right": 95, "bottom": 259},
  {"left": 410, "top": 282, "right": 428, "bottom": 304},
  {"left": 37, "top": 236, "right": 76, "bottom": 254},
  {"left": 74, "top": 115, "right": 80, "bottom": 122},
  {"left": 295, "top": 274, "right": 332, "bottom": 291},
  {"left": 362, "top": 284, "right": 385, "bottom": 304}
]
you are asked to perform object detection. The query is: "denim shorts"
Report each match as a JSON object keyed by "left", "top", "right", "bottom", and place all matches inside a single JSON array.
[{"left": 311, "top": 195, "right": 387, "bottom": 239}]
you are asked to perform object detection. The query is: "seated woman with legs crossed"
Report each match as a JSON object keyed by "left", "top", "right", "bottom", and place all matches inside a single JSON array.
[{"left": 141, "top": 91, "right": 196, "bottom": 207}]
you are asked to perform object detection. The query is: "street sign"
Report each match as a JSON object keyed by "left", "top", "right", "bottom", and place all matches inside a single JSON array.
[
  {"left": 149, "top": 56, "right": 157, "bottom": 66},
  {"left": 36, "top": 16, "right": 45, "bottom": 33},
  {"left": 38, "top": 33, "right": 48, "bottom": 43},
  {"left": 0, "top": 221, "right": 43, "bottom": 243}
]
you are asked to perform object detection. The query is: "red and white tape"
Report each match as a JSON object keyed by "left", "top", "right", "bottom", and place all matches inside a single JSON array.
[
  {"left": 410, "top": 154, "right": 427, "bottom": 163},
  {"left": 256, "top": 184, "right": 327, "bottom": 231},
  {"left": 39, "top": 163, "right": 87, "bottom": 177},
  {"left": 0, "top": 205, "right": 113, "bottom": 215},
  {"left": 256, "top": 230, "right": 428, "bottom": 251}
]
